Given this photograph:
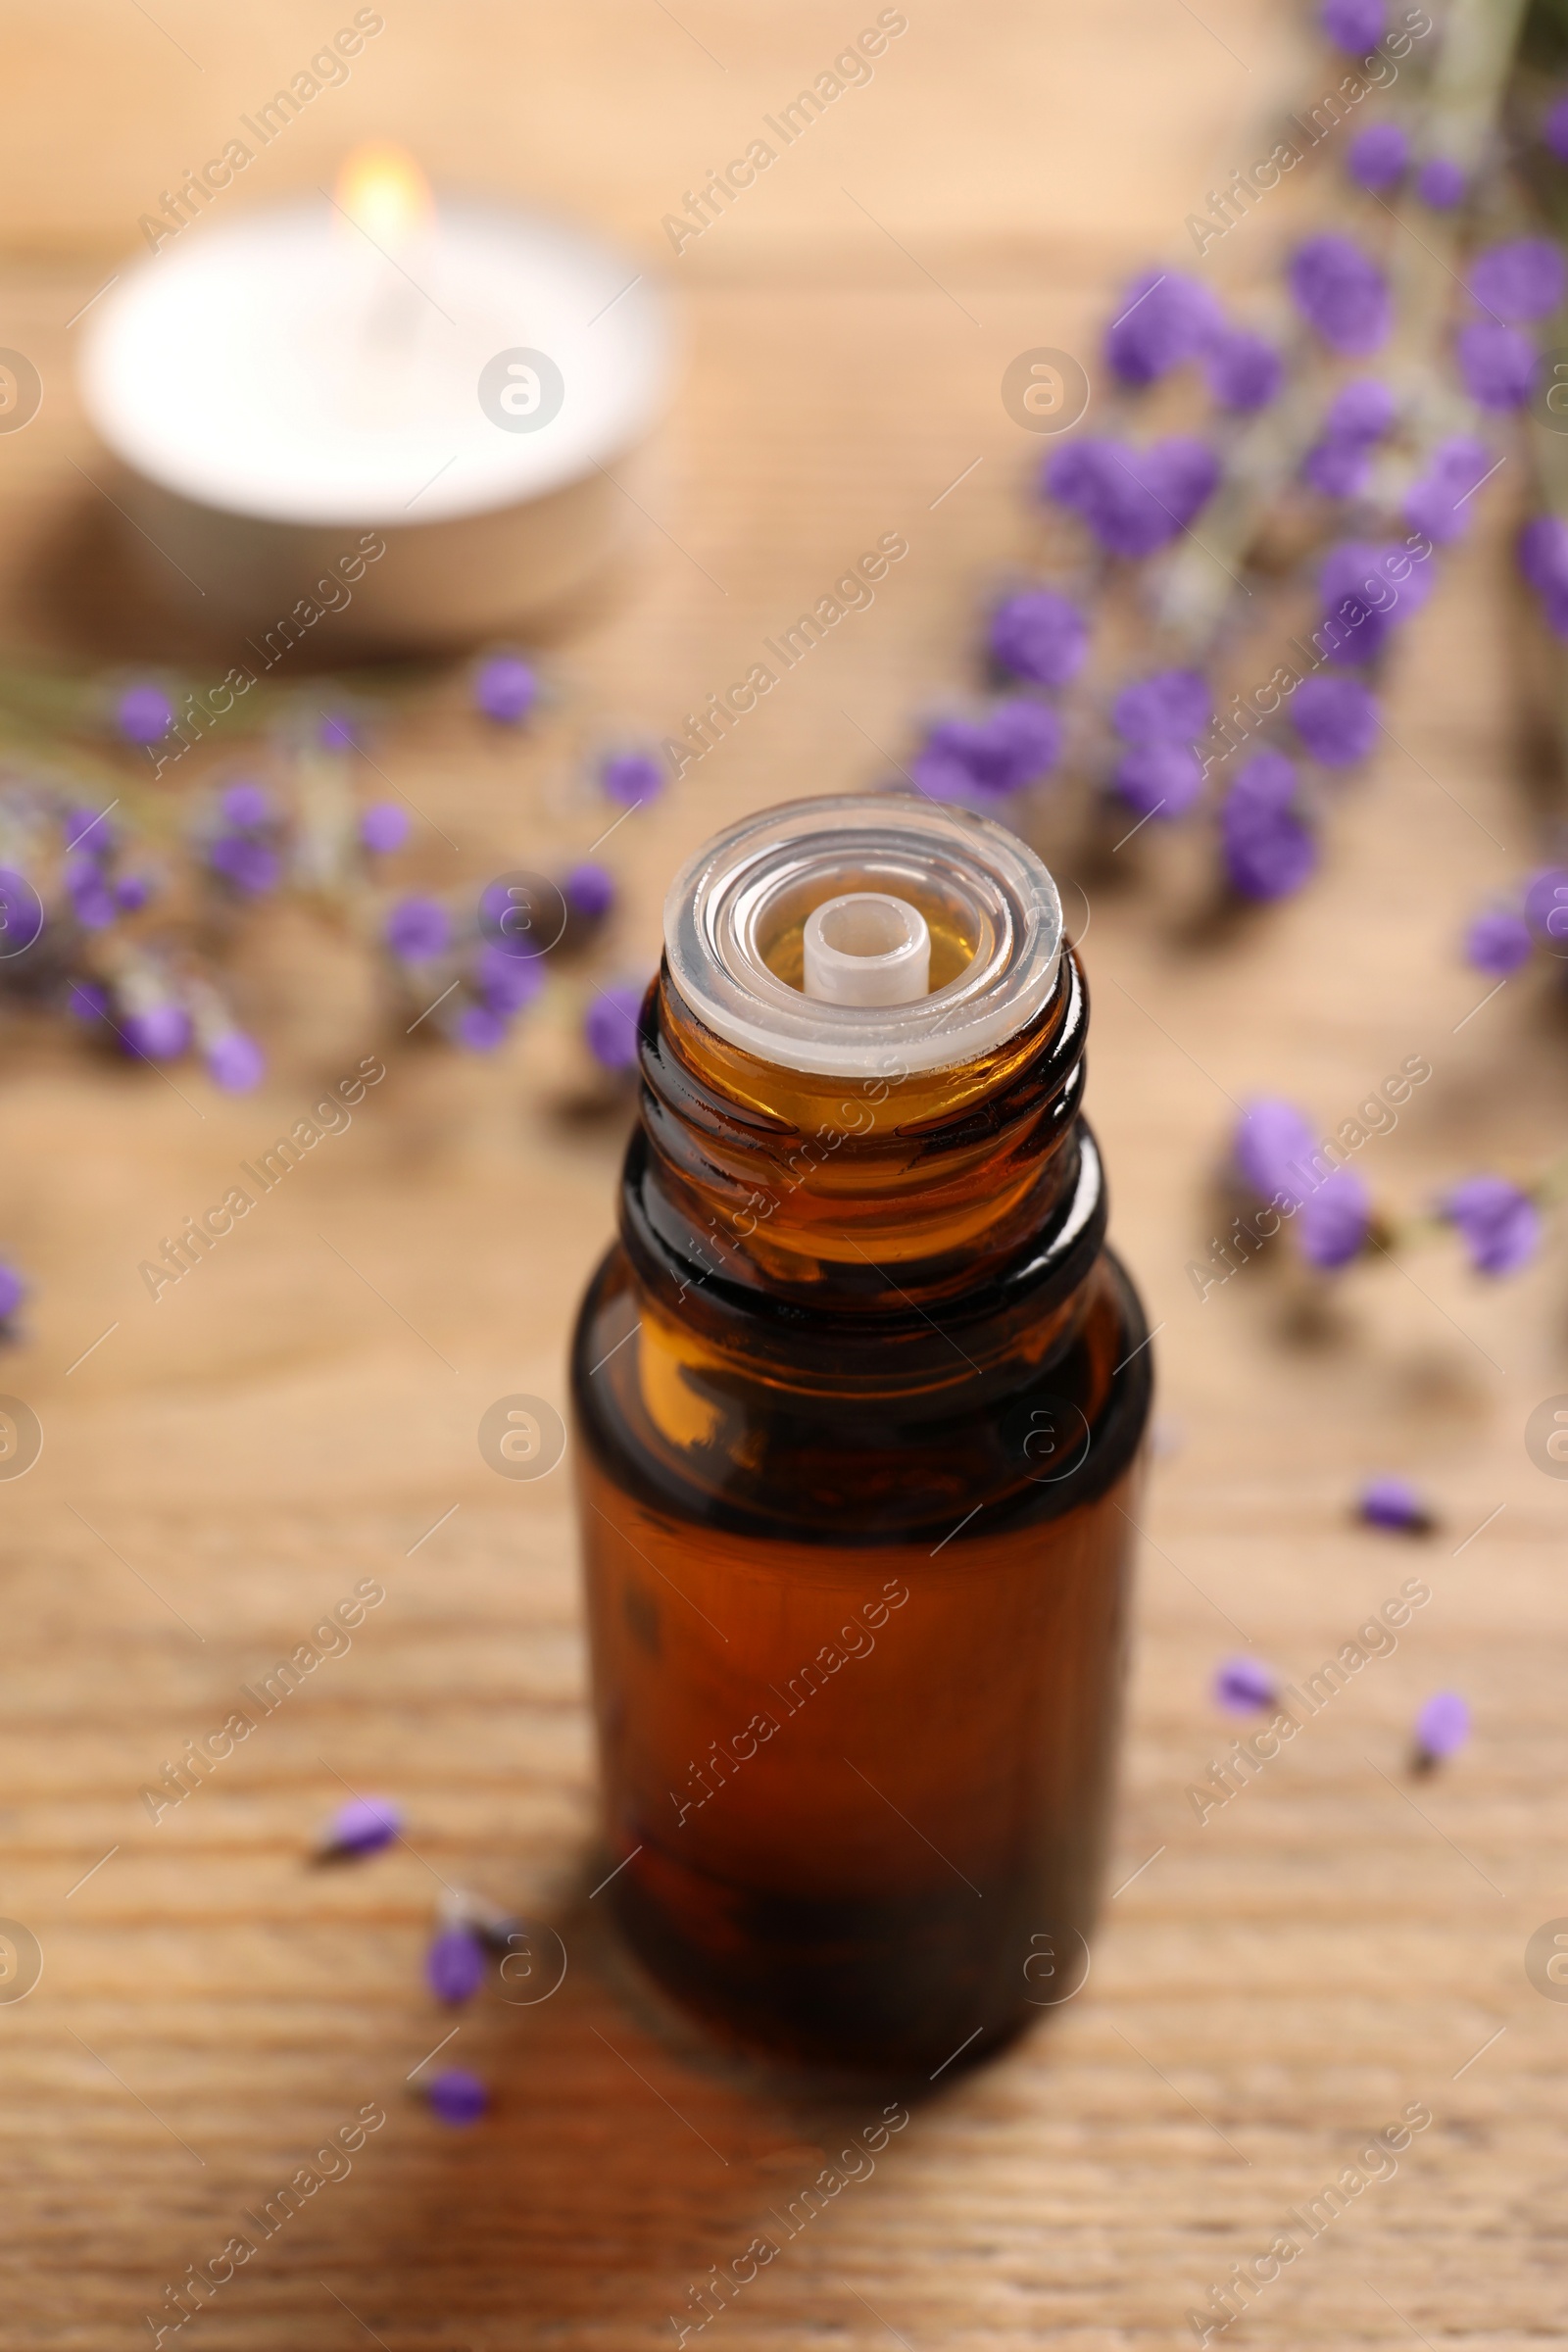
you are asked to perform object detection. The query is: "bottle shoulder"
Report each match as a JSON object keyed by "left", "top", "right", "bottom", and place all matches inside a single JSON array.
[{"left": 571, "top": 1240, "right": 1152, "bottom": 1548}]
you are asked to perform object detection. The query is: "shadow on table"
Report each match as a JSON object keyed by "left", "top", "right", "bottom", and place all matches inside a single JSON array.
[{"left": 297, "top": 1886, "right": 952, "bottom": 2349}]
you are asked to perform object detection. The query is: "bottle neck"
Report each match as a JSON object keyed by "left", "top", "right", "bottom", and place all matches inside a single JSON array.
[{"left": 618, "top": 949, "right": 1104, "bottom": 1389}]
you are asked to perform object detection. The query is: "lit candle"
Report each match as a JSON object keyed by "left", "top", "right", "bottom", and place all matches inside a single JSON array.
[{"left": 80, "top": 145, "right": 672, "bottom": 650}]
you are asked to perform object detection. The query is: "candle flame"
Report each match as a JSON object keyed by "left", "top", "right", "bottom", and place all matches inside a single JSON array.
[{"left": 334, "top": 143, "right": 433, "bottom": 250}]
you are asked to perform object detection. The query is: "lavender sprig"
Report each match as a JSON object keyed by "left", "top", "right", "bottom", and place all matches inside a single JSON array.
[{"left": 1222, "top": 1096, "right": 1547, "bottom": 1279}]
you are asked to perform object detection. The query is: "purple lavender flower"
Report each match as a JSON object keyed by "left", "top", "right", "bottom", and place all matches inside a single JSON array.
[
  {"left": 0, "top": 1263, "right": 25, "bottom": 1323},
  {"left": 1289, "top": 235, "right": 1393, "bottom": 356},
  {"left": 1520, "top": 516, "right": 1568, "bottom": 597},
  {"left": 1412, "top": 1690, "right": 1469, "bottom": 1763},
  {"left": 1416, "top": 157, "right": 1465, "bottom": 209},
  {"left": 1457, "top": 320, "right": 1537, "bottom": 414},
  {"left": 988, "top": 589, "right": 1090, "bottom": 687},
  {"left": 599, "top": 749, "right": 664, "bottom": 807},
  {"left": 427, "top": 2068, "right": 488, "bottom": 2126},
  {"left": 478, "top": 879, "right": 533, "bottom": 944},
  {"left": 1222, "top": 753, "right": 1298, "bottom": 818},
  {"left": 564, "top": 862, "right": 616, "bottom": 921},
  {"left": 912, "top": 719, "right": 980, "bottom": 797},
  {"left": 1546, "top": 96, "right": 1568, "bottom": 164},
  {"left": 1440, "top": 1176, "right": 1541, "bottom": 1275},
  {"left": 475, "top": 943, "right": 546, "bottom": 1015},
  {"left": 1042, "top": 440, "right": 1111, "bottom": 514},
  {"left": 914, "top": 700, "right": 1062, "bottom": 801},
  {"left": 1113, "top": 741, "right": 1202, "bottom": 818},
  {"left": 1107, "top": 670, "right": 1209, "bottom": 817},
  {"left": 318, "top": 711, "right": 358, "bottom": 752},
  {"left": 1233, "top": 1098, "right": 1316, "bottom": 1201},
  {"left": 1204, "top": 328, "right": 1284, "bottom": 412},
  {"left": 1322, "top": 0, "right": 1384, "bottom": 52},
  {"left": 1303, "top": 383, "right": 1395, "bottom": 498},
  {"left": 386, "top": 896, "right": 451, "bottom": 962},
  {"left": 220, "top": 781, "right": 271, "bottom": 829},
  {"left": 208, "top": 835, "right": 281, "bottom": 896},
  {"left": 1524, "top": 864, "right": 1568, "bottom": 948},
  {"left": 1043, "top": 435, "right": 1219, "bottom": 559},
  {"left": 1241, "top": 1089, "right": 1317, "bottom": 1197},
  {"left": 909, "top": 736, "right": 979, "bottom": 805},
  {"left": 1402, "top": 436, "right": 1493, "bottom": 546},
  {"left": 212, "top": 839, "right": 275, "bottom": 900},
  {"left": 0, "top": 868, "right": 42, "bottom": 955},
  {"left": 66, "top": 980, "right": 108, "bottom": 1022},
  {"left": 473, "top": 652, "right": 538, "bottom": 724},
  {"left": 585, "top": 985, "right": 644, "bottom": 1072},
  {"left": 1297, "top": 1166, "right": 1372, "bottom": 1267},
  {"left": 1303, "top": 439, "right": 1374, "bottom": 499},
  {"left": 1212, "top": 1655, "right": 1279, "bottom": 1713},
  {"left": 205, "top": 1031, "right": 265, "bottom": 1092},
  {"left": 66, "top": 855, "right": 118, "bottom": 931},
  {"left": 1104, "top": 268, "right": 1222, "bottom": 386},
  {"left": 1113, "top": 668, "right": 1211, "bottom": 745},
  {"left": 1292, "top": 675, "right": 1379, "bottom": 766},
  {"left": 1328, "top": 378, "right": 1399, "bottom": 441},
  {"left": 426, "top": 1924, "right": 486, "bottom": 2003},
  {"left": 1318, "top": 539, "right": 1435, "bottom": 664},
  {"left": 1224, "top": 813, "right": 1318, "bottom": 902},
  {"left": 318, "top": 1795, "right": 403, "bottom": 1858},
  {"left": 116, "top": 873, "right": 154, "bottom": 913},
  {"left": 1470, "top": 238, "right": 1566, "bottom": 322},
  {"left": 361, "top": 802, "right": 411, "bottom": 855},
  {"left": 1358, "top": 1475, "right": 1430, "bottom": 1533},
  {"left": 209, "top": 784, "right": 275, "bottom": 892},
  {"left": 1221, "top": 755, "right": 1319, "bottom": 901},
  {"left": 1520, "top": 520, "right": 1568, "bottom": 637},
  {"left": 122, "top": 1002, "right": 192, "bottom": 1062},
  {"left": 1464, "top": 907, "right": 1533, "bottom": 976},
  {"left": 115, "top": 682, "right": 175, "bottom": 745},
  {"left": 1145, "top": 437, "right": 1223, "bottom": 522},
  {"left": 1222, "top": 823, "right": 1316, "bottom": 903},
  {"left": 1348, "top": 122, "right": 1408, "bottom": 189},
  {"left": 456, "top": 1002, "right": 509, "bottom": 1053}
]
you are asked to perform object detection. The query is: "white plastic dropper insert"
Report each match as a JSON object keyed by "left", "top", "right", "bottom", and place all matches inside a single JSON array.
[
  {"left": 802, "top": 892, "right": 931, "bottom": 1006},
  {"left": 664, "top": 796, "right": 1063, "bottom": 1080}
]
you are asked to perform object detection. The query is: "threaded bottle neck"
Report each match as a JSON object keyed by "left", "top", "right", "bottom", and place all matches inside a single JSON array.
[{"left": 611, "top": 950, "right": 1102, "bottom": 1416}]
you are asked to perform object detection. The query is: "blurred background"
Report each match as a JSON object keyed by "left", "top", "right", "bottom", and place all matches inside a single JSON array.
[{"left": 0, "top": 3, "right": 1560, "bottom": 2346}]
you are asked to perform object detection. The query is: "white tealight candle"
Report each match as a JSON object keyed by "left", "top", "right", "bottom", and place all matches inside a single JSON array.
[{"left": 80, "top": 146, "right": 672, "bottom": 650}]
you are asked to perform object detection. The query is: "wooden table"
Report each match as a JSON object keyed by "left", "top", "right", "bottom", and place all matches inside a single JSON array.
[{"left": 0, "top": 3, "right": 1562, "bottom": 2343}]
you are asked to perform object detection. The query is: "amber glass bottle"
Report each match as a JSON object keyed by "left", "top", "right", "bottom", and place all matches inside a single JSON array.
[{"left": 571, "top": 796, "right": 1151, "bottom": 2078}]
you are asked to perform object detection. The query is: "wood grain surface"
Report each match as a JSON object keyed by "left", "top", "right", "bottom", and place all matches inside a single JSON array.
[{"left": 0, "top": 3, "right": 1563, "bottom": 2346}]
